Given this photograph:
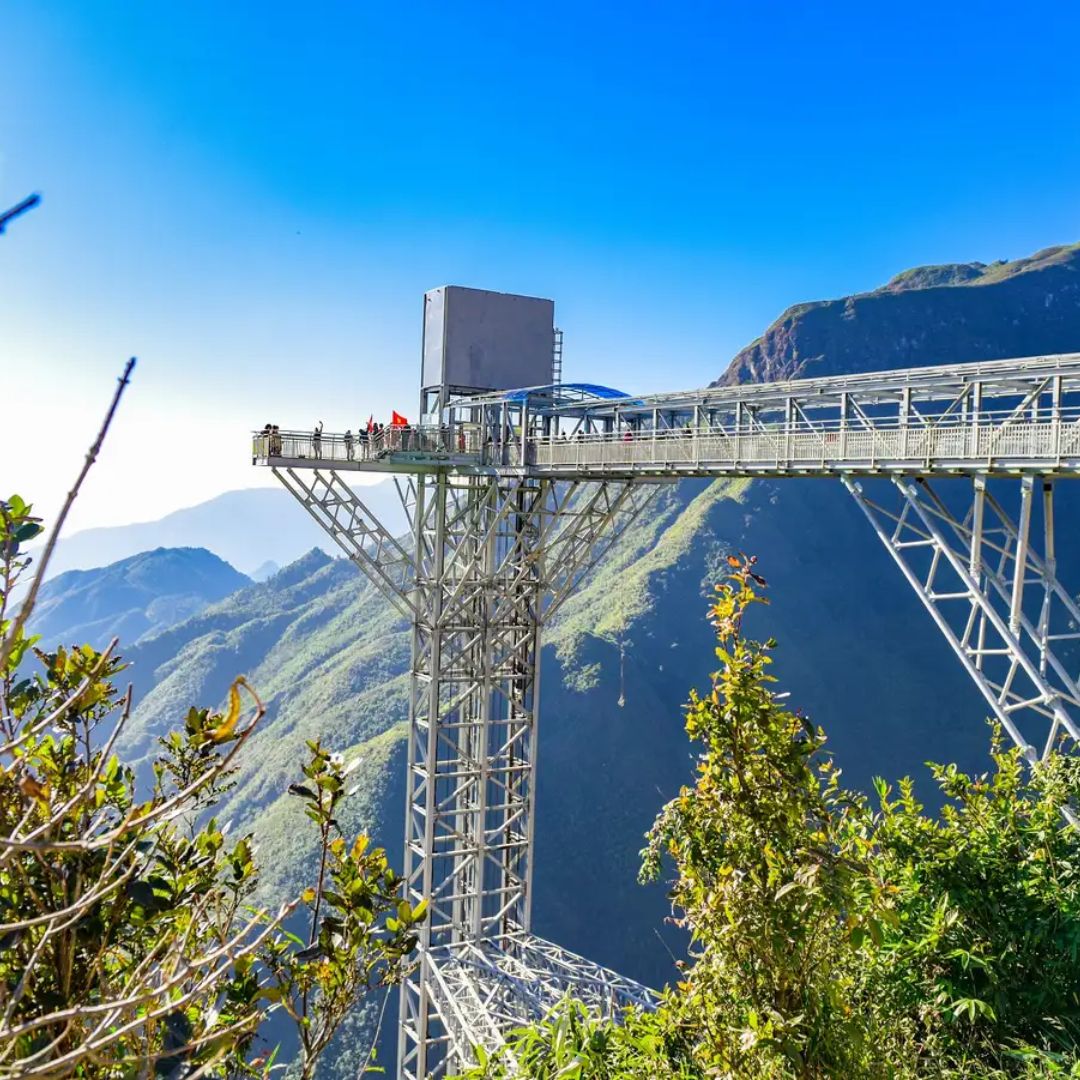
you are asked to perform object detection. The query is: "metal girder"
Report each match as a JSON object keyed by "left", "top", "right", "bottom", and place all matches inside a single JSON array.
[
  {"left": 845, "top": 475, "right": 1080, "bottom": 762},
  {"left": 422, "top": 934, "right": 658, "bottom": 1075},
  {"left": 388, "top": 471, "right": 656, "bottom": 1079},
  {"left": 273, "top": 466, "right": 416, "bottom": 618}
]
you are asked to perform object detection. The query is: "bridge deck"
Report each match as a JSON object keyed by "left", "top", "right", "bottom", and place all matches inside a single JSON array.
[{"left": 253, "top": 353, "right": 1080, "bottom": 480}]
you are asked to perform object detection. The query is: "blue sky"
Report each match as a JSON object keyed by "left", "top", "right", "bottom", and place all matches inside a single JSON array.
[{"left": 4, "top": 0, "right": 1080, "bottom": 531}]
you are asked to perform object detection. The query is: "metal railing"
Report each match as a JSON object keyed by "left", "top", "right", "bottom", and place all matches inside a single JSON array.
[
  {"left": 528, "top": 416, "right": 1080, "bottom": 475},
  {"left": 254, "top": 411, "right": 1080, "bottom": 478},
  {"left": 252, "top": 425, "right": 483, "bottom": 465}
]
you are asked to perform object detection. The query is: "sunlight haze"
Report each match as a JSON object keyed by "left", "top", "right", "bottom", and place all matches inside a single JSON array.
[{"left": 4, "top": 0, "right": 1080, "bottom": 531}]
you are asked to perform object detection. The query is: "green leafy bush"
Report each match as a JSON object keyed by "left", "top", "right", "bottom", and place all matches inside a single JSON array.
[{"left": 0, "top": 493, "right": 420, "bottom": 1078}]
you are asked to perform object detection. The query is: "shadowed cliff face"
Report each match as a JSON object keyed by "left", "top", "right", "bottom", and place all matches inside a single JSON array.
[{"left": 718, "top": 243, "right": 1080, "bottom": 385}]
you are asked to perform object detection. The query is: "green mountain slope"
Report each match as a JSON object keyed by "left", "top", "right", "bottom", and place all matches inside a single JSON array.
[{"left": 30, "top": 546, "right": 250, "bottom": 650}]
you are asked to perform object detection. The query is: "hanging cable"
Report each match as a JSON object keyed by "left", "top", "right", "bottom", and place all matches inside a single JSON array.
[
  {"left": 617, "top": 639, "right": 626, "bottom": 708},
  {"left": 356, "top": 980, "right": 393, "bottom": 1077}
]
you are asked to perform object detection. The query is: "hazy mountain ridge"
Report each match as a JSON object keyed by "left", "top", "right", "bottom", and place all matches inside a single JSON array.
[
  {"left": 719, "top": 241, "right": 1080, "bottom": 385},
  {"left": 29, "top": 546, "right": 250, "bottom": 651},
  {"left": 36, "top": 483, "right": 404, "bottom": 580}
]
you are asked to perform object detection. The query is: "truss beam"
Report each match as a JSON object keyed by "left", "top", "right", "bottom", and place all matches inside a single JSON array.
[
  {"left": 420, "top": 934, "right": 657, "bottom": 1076},
  {"left": 845, "top": 475, "right": 1080, "bottom": 762},
  {"left": 273, "top": 466, "right": 415, "bottom": 618}
]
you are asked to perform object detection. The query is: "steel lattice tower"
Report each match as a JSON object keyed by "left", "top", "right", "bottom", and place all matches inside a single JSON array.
[
  {"left": 254, "top": 288, "right": 1080, "bottom": 1077},
  {"left": 272, "top": 462, "right": 655, "bottom": 1077}
]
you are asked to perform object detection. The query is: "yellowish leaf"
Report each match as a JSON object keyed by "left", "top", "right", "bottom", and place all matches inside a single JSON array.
[
  {"left": 210, "top": 678, "right": 244, "bottom": 742},
  {"left": 19, "top": 776, "right": 48, "bottom": 802}
]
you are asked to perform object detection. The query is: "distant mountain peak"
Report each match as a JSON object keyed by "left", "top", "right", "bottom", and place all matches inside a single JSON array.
[
  {"left": 719, "top": 240, "right": 1080, "bottom": 386},
  {"left": 251, "top": 560, "right": 281, "bottom": 583},
  {"left": 263, "top": 547, "right": 335, "bottom": 589},
  {"left": 30, "top": 546, "right": 250, "bottom": 652}
]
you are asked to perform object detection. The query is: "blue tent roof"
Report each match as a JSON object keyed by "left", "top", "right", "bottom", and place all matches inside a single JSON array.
[
  {"left": 501, "top": 382, "right": 628, "bottom": 403},
  {"left": 563, "top": 382, "right": 628, "bottom": 399}
]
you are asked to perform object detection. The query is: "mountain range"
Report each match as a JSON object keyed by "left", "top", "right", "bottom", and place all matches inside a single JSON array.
[
  {"left": 28, "top": 239, "right": 1080, "bottom": 1075},
  {"left": 35, "top": 482, "right": 405, "bottom": 580},
  {"left": 30, "top": 547, "right": 250, "bottom": 650}
]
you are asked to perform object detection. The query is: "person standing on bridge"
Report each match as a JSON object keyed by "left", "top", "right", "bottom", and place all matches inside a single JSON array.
[
  {"left": 344, "top": 429, "right": 354, "bottom": 461},
  {"left": 313, "top": 420, "right": 323, "bottom": 459}
]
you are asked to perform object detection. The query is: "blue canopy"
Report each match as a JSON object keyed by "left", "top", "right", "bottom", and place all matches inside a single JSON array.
[{"left": 500, "top": 382, "right": 628, "bottom": 404}]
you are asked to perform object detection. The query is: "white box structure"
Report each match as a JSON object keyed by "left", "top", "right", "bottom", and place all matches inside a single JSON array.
[{"left": 421, "top": 286, "right": 554, "bottom": 413}]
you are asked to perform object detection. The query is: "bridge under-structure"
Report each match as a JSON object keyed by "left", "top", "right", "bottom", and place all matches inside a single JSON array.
[{"left": 253, "top": 289, "right": 1080, "bottom": 1079}]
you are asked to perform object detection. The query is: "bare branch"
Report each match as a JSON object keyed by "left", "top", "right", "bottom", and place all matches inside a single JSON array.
[
  {"left": 0, "top": 358, "right": 135, "bottom": 674},
  {"left": 0, "top": 193, "right": 40, "bottom": 235}
]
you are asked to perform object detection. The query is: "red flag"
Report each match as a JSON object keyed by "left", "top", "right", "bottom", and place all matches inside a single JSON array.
[
  {"left": 391, "top": 411, "right": 408, "bottom": 427},
  {"left": 366, "top": 414, "right": 374, "bottom": 434}
]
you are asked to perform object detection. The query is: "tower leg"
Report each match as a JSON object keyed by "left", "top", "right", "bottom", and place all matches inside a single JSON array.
[
  {"left": 845, "top": 475, "right": 1080, "bottom": 763},
  {"left": 397, "top": 473, "right": 545, "bottom": 1078}
]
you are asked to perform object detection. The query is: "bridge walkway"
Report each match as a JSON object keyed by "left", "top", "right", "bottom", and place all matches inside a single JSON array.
[{"left": 253, "top": 352, "right": 1080, "bottom": 481}]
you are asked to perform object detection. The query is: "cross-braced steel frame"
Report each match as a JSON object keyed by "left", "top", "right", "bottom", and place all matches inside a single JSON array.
[
  {"left": 271, "top": 465, "right": 657, "bottom": 1076},
  {"left": 399, "top": 471, "right": 658, "bottom": 1077},
  {"left": 846, "top": 475, "right": 1080, "bottom": 765},
  {"left": 256, "top": 351, "right": 1080, "bottom": 1078}
]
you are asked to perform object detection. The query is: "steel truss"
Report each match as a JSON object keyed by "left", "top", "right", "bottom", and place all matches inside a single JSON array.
[
  {"left": 397, "top": 472, "right": 654, "bottom": 1077},
  {"left": 424, "top": 933, "right": 658, "bottom": 1074},
  {"left": 846, "top": 475, "right": 1080, "bottom": 761},
  {"left": 275, "top": 466, "right": 655, "bottom": 1076},
  {"left": 272, "top": 466, "right": 415, "bottom": 618}
]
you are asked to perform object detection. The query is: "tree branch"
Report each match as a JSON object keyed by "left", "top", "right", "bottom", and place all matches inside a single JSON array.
[{"left": 0, "top": 359, "right": 135, "bottom": 674}]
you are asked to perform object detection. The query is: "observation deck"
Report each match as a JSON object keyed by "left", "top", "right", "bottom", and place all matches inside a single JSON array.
[{"left": 253, "top": 352, "right": 1080, "bottom": 481}]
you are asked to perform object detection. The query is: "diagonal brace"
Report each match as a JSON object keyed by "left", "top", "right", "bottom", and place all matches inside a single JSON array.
[{"left": 273, "top": 466, "right": 416, "bottom": 619}]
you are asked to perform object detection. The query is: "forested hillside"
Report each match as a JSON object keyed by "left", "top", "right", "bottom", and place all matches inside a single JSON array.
[{"left": 29, "top": 546, "right": 250, "bottom": 650}]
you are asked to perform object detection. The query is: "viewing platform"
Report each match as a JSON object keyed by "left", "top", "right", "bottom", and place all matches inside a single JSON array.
[{"left": 253, "top": 352, "right": 1080, "bottom": 481}]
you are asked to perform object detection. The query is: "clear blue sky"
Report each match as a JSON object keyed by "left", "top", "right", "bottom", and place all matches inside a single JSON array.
[{"left": 4, "top": 0, "right": 1080, "bottom": 531}]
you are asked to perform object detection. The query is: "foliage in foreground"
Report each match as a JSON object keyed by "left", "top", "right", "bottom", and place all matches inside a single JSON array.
[
  {"left": 462, "top": 557, "right": 1080, "bottom": 1079},
  {"left": 0, "top": 494, "right": 422, "bottom": 1079}
]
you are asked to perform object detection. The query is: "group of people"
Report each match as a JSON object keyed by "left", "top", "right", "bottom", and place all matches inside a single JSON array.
[
  {"left": 258, "top": 416, "right": 428, "bottom": 462},
  {"left": 260, "top": 423, "right": 283, "bottom": 457},
  {"left": 340, "top": 423, "right": 385, "bottom": 461}
]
